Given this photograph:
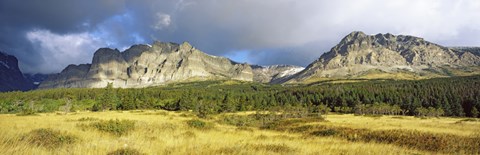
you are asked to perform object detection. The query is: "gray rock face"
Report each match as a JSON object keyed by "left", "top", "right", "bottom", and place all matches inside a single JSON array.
[
  {"left": 39, "top": 41, "right": 297, "bottom": 88},
  {"left": 0, "top": 52, "right": 34, "bottom": 91},
  {"left": 289, "top": 31, "right": 480, "bottom": 82}
]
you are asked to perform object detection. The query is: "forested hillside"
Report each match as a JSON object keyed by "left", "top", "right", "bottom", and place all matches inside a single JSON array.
[{"left": 1, "top": 76, "right": 479, "bottom": 117}]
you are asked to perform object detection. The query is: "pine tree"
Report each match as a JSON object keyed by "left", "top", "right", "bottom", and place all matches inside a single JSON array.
[
  {"left": 95, "top": 83, "right": 120, "bottom": 111},
  {"left": 220, "top": 94, "right": 236, "bottom": 112},
  {"left": 472, "top": 107, "right": 479, "bottom": 118}
]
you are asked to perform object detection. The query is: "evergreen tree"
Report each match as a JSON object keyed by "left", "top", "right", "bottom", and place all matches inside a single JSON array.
[
  {"left": 95, "top": 83, "right": 120, "bottom": 111},
  {"left": 472, "top": 107, "right": 479, "bottom": 118}
]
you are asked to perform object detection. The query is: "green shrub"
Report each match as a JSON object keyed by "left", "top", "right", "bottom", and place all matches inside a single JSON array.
[
  {"left": 107, "top": 148, "right": 144, "bottom": 155},
  {"left": 22, "top": 128, "right": 78, "bottom": 149},
  {"left": 17, "top": 101, "right": 38, "bottom": 116},
  {"left": 90, "top": 119, "right": 136, "bottom": 136},
  {"left": 186, "top": 119, "right": 213, "bottom": 130}
]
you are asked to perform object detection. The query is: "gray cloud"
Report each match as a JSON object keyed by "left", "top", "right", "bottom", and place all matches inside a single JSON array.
[{"left": 1, "top": 0, "right": 480, "bottom": 73}]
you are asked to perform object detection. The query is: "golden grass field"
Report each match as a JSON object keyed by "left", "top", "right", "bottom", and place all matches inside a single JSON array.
[{"left": 0, "top": 111, "right": 479, "bottom": 155}]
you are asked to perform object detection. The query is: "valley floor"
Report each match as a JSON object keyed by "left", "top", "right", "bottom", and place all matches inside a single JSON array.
[{"left": 0, "top": 111, "right": 479, "bottom": 155}]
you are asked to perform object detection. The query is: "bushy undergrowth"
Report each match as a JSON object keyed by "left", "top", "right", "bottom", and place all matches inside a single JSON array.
[
  {"left": 220, "top": 113, "right": 480, "bottom": 154},
  {"left": 22, "top": 128, "right": 78, "bottom": 149},
  {"left": 88, "top": 119, "right": 136, "bottom": 136},
  {"left": 359, "top": 129, "right": 479, "bottom": 153},
  {"left": 186, "top": 119, "right": 213, "bottom": 130},
  {"left": 220, "top": 113, "right": 324, "bottom": 129},
  {"left": 269, "top": 121, "right": 480, "bottom": 154},
  {"left": 107, "top": 148, "right": 144, "bottom": 155},
  {"left": 220, "top": 114, "right": 263, "bottom": 127}
]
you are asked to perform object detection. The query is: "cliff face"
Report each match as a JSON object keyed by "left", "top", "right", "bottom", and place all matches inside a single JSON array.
[
  {"left": 288, "top": 31, "right": 480, "bottom": 82},
  {"left": 39, "top": 41, "right": 301, "bottom": 89},
  {"left": 0, "top": 52, "right": 34, "bottom": 91},
  {"left": 39, "top": 42, "right": 257, "bottom": 88}
]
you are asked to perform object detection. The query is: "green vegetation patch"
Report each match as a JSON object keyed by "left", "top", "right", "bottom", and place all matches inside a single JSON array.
[
  {"left": 22, "top": 128, "right": 78, "bottom": 149},
  {"left": 186, "top": 119, "right": 214, "bottom": 130},
  {"left": 220, "top": 112, "right": 324, "bottom": 130},
  {"left": 88, "top": 119, "right": 136, "bottom": 136}
]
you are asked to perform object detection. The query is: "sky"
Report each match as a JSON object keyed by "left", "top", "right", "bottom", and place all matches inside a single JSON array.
[{"left": 1, "top": 0, "right": 480, "bottom": 74}]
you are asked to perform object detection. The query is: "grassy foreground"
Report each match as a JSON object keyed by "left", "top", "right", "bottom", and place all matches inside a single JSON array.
[{"left": 0, "top": 111, "right": 479, "bottom": 155}]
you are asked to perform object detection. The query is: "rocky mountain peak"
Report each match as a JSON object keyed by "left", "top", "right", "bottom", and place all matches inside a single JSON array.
[
  {"left": 152, "top": 41, "right": 179, "bottom": 54},
  {"left": 122, "top": 44, "right": 151, "bottom": 62},
  {"left": 288, "top": 31, "right": 480, "bottom": 83},
  {"left": 341, "top": 31, "right": 367, "bottom": 42},
  {"left": 179, "top": 42, "right": 193, "bottom": 50}
]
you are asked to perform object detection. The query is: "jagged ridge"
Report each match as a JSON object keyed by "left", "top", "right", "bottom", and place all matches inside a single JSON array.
[
  {"left": 39, "top": 41, "right": 302, "bottom": 88},
  {"left": 288, "top": 31, "right": 480, "bottom": 83}
]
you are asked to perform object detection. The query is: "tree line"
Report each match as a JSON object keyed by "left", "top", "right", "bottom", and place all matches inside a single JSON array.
[{"left": 0, "top": 76, "right": 479, "bottom": 118}]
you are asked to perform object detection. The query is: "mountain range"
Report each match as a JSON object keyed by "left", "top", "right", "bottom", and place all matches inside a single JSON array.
[
  {"left": 1, "top": 31, "right": 480, "bottom": 91},
  {"left": 38, "top": 42, "right": 303, "bottom": 89}
]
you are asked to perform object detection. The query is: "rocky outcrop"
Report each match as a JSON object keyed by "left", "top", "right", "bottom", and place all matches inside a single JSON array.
[
  {"left": 288, "top": 31, "right": 480, "bottom": 82},
  {"left": 40, "top": 41, "right": 297, "bottom": 89},
  {"left": 0, "top": 52, "right": 34, "bottom": 91}
]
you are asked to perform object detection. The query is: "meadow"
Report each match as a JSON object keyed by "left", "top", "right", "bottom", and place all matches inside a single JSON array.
[{"left": 1, "top": 110, "right": 479, "bottom": 155}]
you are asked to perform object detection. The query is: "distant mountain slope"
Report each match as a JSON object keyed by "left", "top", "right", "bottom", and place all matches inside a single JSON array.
[
  {"left": 24, "top": 73, "right": 52, "bottom": 88},
  {"left": 39, "top": 42, "right": 302, "bottom": 88},
  {"left": 0, "top": 52, "right": 34, "bottom": 91},
  {"left": 287, "top": 31, "right": 480, "bottom": 83},
  {"left": 252, "top": 65, "right": 304, "bottom": 83}
]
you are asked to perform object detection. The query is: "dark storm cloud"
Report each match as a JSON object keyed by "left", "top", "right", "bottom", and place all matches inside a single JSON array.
[
  {"left": 1, "top": 0, "right": 480, "bottom": 73},
  {"left": 0, "top": 0, "right": 126, "bottom": 73},
  {"left": 0, "top": 0, "right": 125, "bottom": 33}
]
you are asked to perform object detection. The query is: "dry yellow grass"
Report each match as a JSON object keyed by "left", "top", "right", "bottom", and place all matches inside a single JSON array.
[
  {"left": 318, "top": 114, "right": 480, "bottom": 137},
  {"left": 2, "top": 111, "right": 476, "bottom": 155}
]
